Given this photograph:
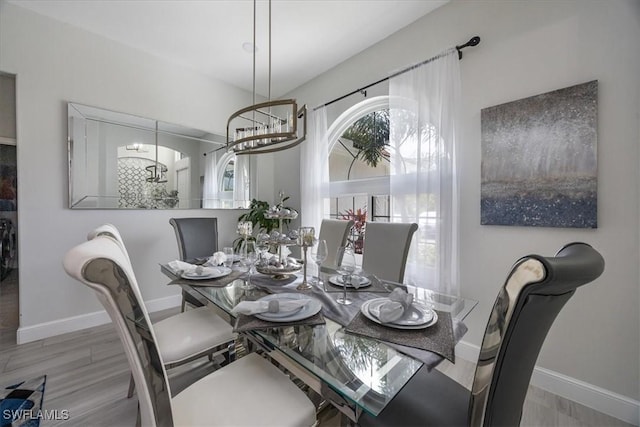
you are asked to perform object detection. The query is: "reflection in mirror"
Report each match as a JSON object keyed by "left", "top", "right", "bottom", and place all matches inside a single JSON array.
[
  {"left": 202, "top": 150, "right": 250, "bottom": 209},
  {"left": 68, "top": 103, "right": 251, "bottom": 209}
]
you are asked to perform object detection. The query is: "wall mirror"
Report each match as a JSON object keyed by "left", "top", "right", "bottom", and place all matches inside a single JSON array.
[{"left": 68, "top": 103, "right": 251, "bottom": 209}]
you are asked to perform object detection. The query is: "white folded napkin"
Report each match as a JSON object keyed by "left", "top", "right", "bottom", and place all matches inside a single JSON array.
[
  {"left": 210, "top": 251, "right": 227, "bottom": 266},
  {"left": 377, "top": 288, "right": 414, "bottom": 324},
  {"left": 168, "top": 260, "right": 225, "bottom": 276},
  {"left": 231, "top": 298, "right": 311, "bottom": 316}
]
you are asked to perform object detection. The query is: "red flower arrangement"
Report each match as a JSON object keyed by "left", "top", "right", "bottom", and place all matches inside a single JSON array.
[{"left": 340, "top": 208, "right": 367, "bottom": 254}]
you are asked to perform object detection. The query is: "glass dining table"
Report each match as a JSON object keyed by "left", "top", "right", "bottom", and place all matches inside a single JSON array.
[{"left": 160, "top": 262, "right": 477, "bottom": 423}]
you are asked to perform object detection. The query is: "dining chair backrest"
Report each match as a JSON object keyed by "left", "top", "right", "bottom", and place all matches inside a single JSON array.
[
  {"left": 318, "top": 219, "right": 354, "bottom": 268},
  {"left": 87, "top": 223, "right": 130, "bottom": 262},
  {"left": 169, "top": 217, "right": 218, "bottom": 262},
  {"left": 63, "top": 235, "right": 173, "bottom": 427},
  {"left": 361, "top": 221, "right": 418, "bottom": 283},
  {"left": 469, "top": 242, "right": 604, "bottom": 426}
]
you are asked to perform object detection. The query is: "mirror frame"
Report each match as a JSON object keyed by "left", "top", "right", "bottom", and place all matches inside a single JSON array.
[{"left": 67, "top": 102, "right": 250, "bottom": 209}]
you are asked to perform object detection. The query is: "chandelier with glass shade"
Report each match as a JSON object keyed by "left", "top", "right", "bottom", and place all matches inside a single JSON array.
[{"left": 226, "top": 0, "right": 307, "bottom": 155}]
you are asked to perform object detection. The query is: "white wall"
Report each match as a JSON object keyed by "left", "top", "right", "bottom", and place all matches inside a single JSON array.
[
  {"left": 0, "top": 2, "right": 254, "bottom": 340},
  {"left": 1, "top": 0, "right": 638, "bottom": 420},
  {"left": 278, "top": 0, "right": 640, "bottom": 409}
]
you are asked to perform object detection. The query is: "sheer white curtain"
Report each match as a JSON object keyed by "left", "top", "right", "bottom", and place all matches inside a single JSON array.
[
  {"left": 233, "top": 154, "right": 250, "bottom": 208},
  {"left": 389, "top": 48, "right": 461, "bottom": 296},
  {"left": 300, "top": 106, "right": 330, "bottom": 231},
  {"left": 202, "top": 153, "right": 218, "bottom": 208}
]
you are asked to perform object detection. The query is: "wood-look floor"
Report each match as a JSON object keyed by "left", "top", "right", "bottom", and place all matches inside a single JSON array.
[{"left": 0, "top": 271, "right": 632, "bottom": 426}]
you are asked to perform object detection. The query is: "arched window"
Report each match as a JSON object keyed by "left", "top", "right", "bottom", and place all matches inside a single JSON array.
[
  {"left": 212, "top": 152, "right": 236, "bottom": 209},
  {"left": 327, "top": 96, "right": 391, "bottom": 253}
]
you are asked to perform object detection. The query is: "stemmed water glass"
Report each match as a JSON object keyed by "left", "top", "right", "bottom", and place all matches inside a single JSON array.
[
  {"left": 336, "top": 246, "right": 356, "bottom": 305},
  {"left": 255, "top": 232, "right": 270, "bottom": 265},
  {"left": 313, "top": 240, "right": 328, "bottom": 287},
  {"left": 296, "top": 227, "right": 315, "bottom": 290},
  {"left": 223, "top": 247, "right": 234, "bottom": 269},
  {"left": 240, "top": 240, "right": 258, "bottom": 289}
]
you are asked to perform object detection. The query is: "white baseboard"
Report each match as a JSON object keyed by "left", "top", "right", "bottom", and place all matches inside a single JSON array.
[
  {"left": 455, "top": 341, "right": 639, "bottom": 426},
  {"left": 16, "top": 294, "right": 182, "bottom": 345}
]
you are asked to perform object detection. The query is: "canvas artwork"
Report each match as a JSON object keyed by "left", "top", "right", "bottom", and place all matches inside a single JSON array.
[{"left": 481, "top": 80, "right": 598, "bottom": 228}]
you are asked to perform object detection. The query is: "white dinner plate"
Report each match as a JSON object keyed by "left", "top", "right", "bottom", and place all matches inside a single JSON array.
[
  {"left": 254, "top": 293, "right": 322, "bottom": 322},
  {"left": 205, "top": 254, "right": 241, "bottom": 265},
  {"left": 181, "top": 266, "right": 232, "bottom": 280},
  {"left": 329, "top": 275, "right": 371, "bottom": 288},
  {"left": 361, "top": 298, "right": 437, "bottom": 330}
]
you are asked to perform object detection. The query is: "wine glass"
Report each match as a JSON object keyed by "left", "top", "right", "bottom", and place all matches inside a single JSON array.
[
  {"left": 223, "top": 247, "right": 234, "bottom": 269},
  {"left": 313, "top": 240, "right": 328, "bottom": 287},
  {"left": 336, "top": 246, "right": 356, "bottom": 305},
  {"left": 297, "top": 227, "right": 315, "bottom": 290},
  {"left": 255, "top": 232, "right": 270, "bottom": 264},
  {"left": 240, "top": 240, "right": 258, "bottom": 289}
]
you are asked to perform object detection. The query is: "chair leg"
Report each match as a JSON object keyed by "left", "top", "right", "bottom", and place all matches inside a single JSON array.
[
  {"left": 180, "top": 296, "right": 187, "bottom": 312},
  {"left": 127, "top": 373, "right": 135, "bottom": 398},
  {"left": 135, "top": 402, "right": 141, "bottom": 427},
  {"left": 221, "top": 341, "right": 236, "bottom": 366}
]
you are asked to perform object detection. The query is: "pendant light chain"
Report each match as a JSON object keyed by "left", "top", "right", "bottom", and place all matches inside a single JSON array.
[
  {"left": 268, "top": 0, "right": 271, "bottom": 102},
  {"left": 226, "top": 0, "right": 307, "bottom": 155},
  {"left": 252, "top": 0, "right": 256, "bottom": 123}
]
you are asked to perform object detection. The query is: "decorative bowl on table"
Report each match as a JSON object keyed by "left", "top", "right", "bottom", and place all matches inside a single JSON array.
[
  {"left": 264, "top": 230, "right": 299, "bottom": 246},
  {"left": 264, "top": 207, "right": 299, "bottom": 220},
  {"left": 255, "top": 257, "right": 302, "bottom": 279}
]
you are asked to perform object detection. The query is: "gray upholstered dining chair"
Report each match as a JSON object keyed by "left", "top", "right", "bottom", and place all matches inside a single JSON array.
[
  {"left": 361, "top": 221, "right": 418, "bottom": 283},
  {"left": 358, "top": 242, "right": 605, "bottom": 427},
  {"left": 63, "top": 234, "right": 317, "bottom": 427},
  {"left": 169, "top": 217, "right": 219, "bottom": 311},
  {"left": 87, "top": 224, "right": 236, "bottom": 399},
  {"left": 318, "top": 219, "right": 354, "bottom": 269}
]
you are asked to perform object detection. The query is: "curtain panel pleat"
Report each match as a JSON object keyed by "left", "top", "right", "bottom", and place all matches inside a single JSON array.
[
  {"left": 389, "top": 48, "right": 461, "bottom": 296},
  {"left": 300, "top": 107, "right": 330, "bottom": 232}
]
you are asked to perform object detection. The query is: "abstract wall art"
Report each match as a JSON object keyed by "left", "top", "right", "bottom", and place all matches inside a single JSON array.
[{"left": 480, "top": 80, "right": 598, "bottom": 228}]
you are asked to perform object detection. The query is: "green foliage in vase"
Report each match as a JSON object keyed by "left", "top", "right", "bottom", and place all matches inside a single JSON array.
[{"left": 234, "top": 195, "right": 294, "bottom": 250}]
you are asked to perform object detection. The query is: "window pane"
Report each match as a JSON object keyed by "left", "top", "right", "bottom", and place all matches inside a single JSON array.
[
  {"left": 337, "top": 197, "right": 353, "bottom": 217},
  {"left": 222, "top": 160, "right": 234, "bottom": 192},
  {"left": 329, "top": 110, "right": 390, "bottom": 183},
  {"left": 372, "top": 195, "right": 390, "bottom": 222}
]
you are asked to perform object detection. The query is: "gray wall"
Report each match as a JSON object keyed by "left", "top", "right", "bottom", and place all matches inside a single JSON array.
[{"left": 275, "top": 0, "right": 640, "bottom": 403}]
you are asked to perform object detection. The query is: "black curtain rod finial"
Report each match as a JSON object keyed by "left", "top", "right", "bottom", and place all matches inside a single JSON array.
[{"left": 456, "top": 35, "right": 481, "bottom": 59}]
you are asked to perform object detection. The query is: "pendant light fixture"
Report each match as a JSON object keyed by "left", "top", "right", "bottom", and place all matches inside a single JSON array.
[
  {"left": 146, "top": 121, "right": 167, "bottom": 183},
  {"left": 226, "top": 0, "right": 307, "bottom": 155}
]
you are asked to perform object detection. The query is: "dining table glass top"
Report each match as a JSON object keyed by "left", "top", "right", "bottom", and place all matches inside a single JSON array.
[{"left": 160, "top": 262, "right": 477, "bottom": 418}]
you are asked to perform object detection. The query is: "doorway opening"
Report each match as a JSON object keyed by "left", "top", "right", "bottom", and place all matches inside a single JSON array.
[{"left": 0, "top": 71, "right": 18, "bottom": 346}]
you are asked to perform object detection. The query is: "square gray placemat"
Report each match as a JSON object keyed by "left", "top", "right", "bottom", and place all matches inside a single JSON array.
[{"left": 344, "top": 310, "right": 455, "bottom": 362}]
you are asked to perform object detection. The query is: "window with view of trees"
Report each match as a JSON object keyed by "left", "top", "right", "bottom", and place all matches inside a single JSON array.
[
  {"left": 328, "top": 107, "right": 391, "bottom": 253},
  {"left": 221, "top": 159, "right": 234, "bottom": 192}
]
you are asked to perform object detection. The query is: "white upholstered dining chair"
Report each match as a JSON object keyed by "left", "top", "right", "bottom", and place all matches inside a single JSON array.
[
  {"left": 361, "top": 221, "right": 418, "bottom": 283},
  {"left": 318, "top": 219, "right": 354, "bottom": 269},
  {"left": 63, "top": 234, "right": 317, "bottom": 427},
  {"left": 87, "top": 224, "right": 237, "bottom": 398}
]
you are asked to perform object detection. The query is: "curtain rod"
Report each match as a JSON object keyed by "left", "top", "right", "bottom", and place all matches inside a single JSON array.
[{"left": 313, "top": 36, "right": 480, "bottom": 112}]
